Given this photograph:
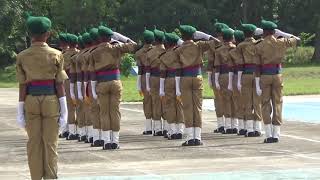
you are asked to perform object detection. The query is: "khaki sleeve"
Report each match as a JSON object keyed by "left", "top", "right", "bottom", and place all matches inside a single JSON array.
[
  {"left": 70, "top": 56, "right": 76, "bottom": 73},
  {"left": 116, "top": 43, "right": 137, "bottom": 54},
  {"left": 16, "top": 55, "right": 26, "bottom": 84},
  {"left": 255, "top": 45, "right": 262, "bottom": 65},
  {"left": 55, "top": 53, "right": 68, "bottom": 83},
  {"left": 214, "top": 50, "right": 221, "bottom": 66},
  {"left": 88, "top": 54, "right": 95, "bottom": 72},
  {"left": 279, "top": 37, "right": 297, "bottom": 49},
  {"left": 159, "top": 58, "right": 166, "bottom": 71},
  {"left": 135, "top": 51, "right": 142, "bottom": 66},
  {"left": 231, "top": 47, "right": 244, "bottom": 65},
  {"left": 197, "top": 41, "right": 211, "bottom": 52},
  {"left": 207, "top": 49, "right": 215, "bottom": 72}
]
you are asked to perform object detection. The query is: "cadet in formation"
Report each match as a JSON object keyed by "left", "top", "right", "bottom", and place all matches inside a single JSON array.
[{"left": 16, "top": 14, "right": 68, "bottom": 180}]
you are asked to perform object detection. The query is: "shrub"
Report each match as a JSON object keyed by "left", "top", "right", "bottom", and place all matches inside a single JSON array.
[
  {"left": 284, "top": 46, "right": 314, "bottom": 65},
  {"left": 120, "top": 53, "right": 136, "bottom": 77}
]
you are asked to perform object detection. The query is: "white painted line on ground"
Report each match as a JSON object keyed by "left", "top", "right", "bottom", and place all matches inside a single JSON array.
[{"left": 282, "top": 134, "right": 320, "bottom": 143}]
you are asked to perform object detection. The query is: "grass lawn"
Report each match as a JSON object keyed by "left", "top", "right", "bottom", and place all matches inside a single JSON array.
[{"left": 1, "top": 64, "right": 320, "bottom": 102}]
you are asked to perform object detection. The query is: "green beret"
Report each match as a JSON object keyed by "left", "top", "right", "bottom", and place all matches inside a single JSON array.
[
  {"left": 179, "top": 25, "right": 197, "bottom": 37},
  {"left": 165, "top": 33, "right": 180, "bottom": 44},
  {"left": 261, "top": 20, "right": 277, "bottom": 30},
  {"left": 153, "top": 29, "right": 165, "bottom": 41},
  {"left": 241, "top": 24, "right": 257, "bottom": 33},
  {"left": 89, "top": 28, "right": 100, "bottom": 41},
  {"left": 214, "top": 22, "right": 229, "bottom": 33},
  {"left": 26, "top": 16, "right": 52, "bottom": 35},
  {"left": 68, "top": 34, "right": 78, "bottom": 44},
  {"left": 58, "top": 33, "right": 68, "bottom": 43},
  {"left": 222, "top": 28, "right": 234, "bottom": 40},
  {"left": 78, "top": 35, "right": 84, "bottom": 47},
  {"left": 143, "top": 30, "right": 155, "bottom": 43},
  {"left": 234, "top": 30, "right": 245, "bottom": 42},
  {"left": 98, "top": 25, "right": 114, "bottom": 37},
  {"left": 82, "top": 32, "right": 92, "bottom": 44}
]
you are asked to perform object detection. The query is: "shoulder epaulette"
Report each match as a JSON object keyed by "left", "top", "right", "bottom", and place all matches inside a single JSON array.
[
  {"left": 215, "top": 45, "right": 223, "bottom": 49},
  {"left": 82, "top": 49, "right": 91, "bottom": 54},
  {"left": 173, "top": 46, "right": 179, "bottom": 50},
  {"left": 146, "top": 47, "right": 153, "bottom": 52},
  {"left": 110, "top": 41, "right": 120, "bottom": 45},
  {"left": 70, "top": 53, "right": 77, "bottom": 58},
  {"left": 255, "top": 39, "right": 263, "bottom": 45},
  {"left": 158, "top": 51, "right": 167, "bottom": 59},
  {"left": 89, "top": 46, "right": 98, "bottom": 53}
]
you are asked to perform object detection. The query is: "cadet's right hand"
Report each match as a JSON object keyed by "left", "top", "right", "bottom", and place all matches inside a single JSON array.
[
  {"left": 146, "top": 87, "right": 151, "bottom": 93},
  {"left": 237, "top": 82, "right": 242, "bottom": 92},
  {"left": 256, "top": 87, "right": 262, "bottom": 96},
  {"left": 176, "top": 96, "right": 182, "bottom": 104},
  {"left": 215, "top": 82, "right": 220, "bottom": 90},
  {"left": 78, "top": 95, "right": 84, "bottom": 101},
  {"left": 16, "top": 102, "right": 25, "bottom": 128},
  {"left": 139, "top": 91, "right": 144, "bottom": 97},
  {"left": 84, "top": 96, "right": 91, "bottom": 105}
]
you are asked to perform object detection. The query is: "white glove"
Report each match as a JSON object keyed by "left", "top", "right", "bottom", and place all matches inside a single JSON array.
[
  {"left": 177, "top": 39, "right": 184, "bottom": 46},
  {"left": 228, "top": 72, "right": 233, "bottom": 91},
  {"left": 83, "top": 81, "right": 88, "bottom": 96},
  {"left": 254, "top": 28, "right": 263, "bottom": 36},
  {"left": 255, "top": 77, "right": 262, "bottom": 96},
  {"left": 237, "top": 71, "right": 243, "bottom": 92},
  {"left": 207, "top": 72, "right": 213, "bottom": 88},
  {"left": 112, "top": 32, "right": 132, "bottom": 43},
  {"left": 146, "top": 72, "right": 151, "bottom": 92},
  {"left": 91, "top": 81, "right": 98, "bottom": 100},
  {"left": 76, "top": 81, "right": 83, "bottom": 100},
  {"left": 58, "top": 96, "right": 68, "bottom": 132},
  {"left": 175, "top": 76, "right": 181, "bottom": 96},
  {"left": 16, "top": 101, "right": 25, "bottom": 128},
  {"left": 137, "top": 75, "right": 142, "bottom": 91},
  {"left": 215, "top": 73, "right": 220, "bottom": 90},
  {"left": 159, "top": 78, "right": 165, "bottom": 97},
  {"left": 275, "top": 29, "right": 300, "bottom": 40},
  {"left": 193, "top": 31, "right": 212, "bottom": 40},
  {"left": 70, "top": 83, "right": 76, "bottom": 100}
]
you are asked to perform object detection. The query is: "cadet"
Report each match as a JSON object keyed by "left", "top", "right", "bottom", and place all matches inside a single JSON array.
[
  {"left": 58, "top": 32, "right": 70, "bottom": 138},
  {"left": 228, "top": 30, "right": 245, "bottom": 134},
  {"left": 90, "top": 25, "right": 137, "bottom": 150},
  {"left": 159, "top": 32, "right": 184, "bottom": 140},
  {"left": 146, "top": 28, "right": 166, "bottom": 136},
  {"left": 214, "top": 28, "right": 236, "bottom": 135},
  {"left": 16, "top": 14, "right": 68, "bottom": 180},
  {"left": 135, "top": 30, "right": 154, "bottom": 135},
  {"left": 63, "top": 33, "right": 80, "bottom": 140},
  {"left": 210, "top": 21, "right": 230, "bottom": 134},
  {"left": 175, "top": 25, "right": 215, "bottom": 146},
  {"left": 255, "top": 20, "right": 299, "bottom": 143}
]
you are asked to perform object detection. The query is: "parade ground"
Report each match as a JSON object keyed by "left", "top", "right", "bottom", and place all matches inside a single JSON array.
[{"left": 1, "top": 89, "right": 320, "bottom": 180}]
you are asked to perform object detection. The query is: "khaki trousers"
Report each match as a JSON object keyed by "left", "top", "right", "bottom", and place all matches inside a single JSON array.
[
  {"left": 89, "top": 99, "right": 101, "bottom": 129},
  {"left": 163, "top": 77, "right": 184, "bottom": 124},
  {"left": 64, "top": 80, "right": 76, "bottom": 124},
  {"left": 232, "top": 75, "right": 244, "bottom": 119},
  {"left": 219, "top": 74, "right": 232, "bottom": 118},
  {"left": 25, "top": 95, "right": 59, "bottom": 180},
  {"left": 141, "top": 74, "right": 152, "bottom": 119},
  {"left": 76, "top": 101, "right": 86, "bottom": 128},
  {"left": 97, "top": 80, "right": 122, "bottom": 131},
  {"left": 150, "top": 76, "right": 162, "bottom": 121},
  {"left": 261, "top": 74, "right": 283, "bottom": 125},
  {"left": 242, "top": 74, "right": 262, "bottom": 121},
  {"left": 181, "top": 76, "right": 203, "bottom": 128}
]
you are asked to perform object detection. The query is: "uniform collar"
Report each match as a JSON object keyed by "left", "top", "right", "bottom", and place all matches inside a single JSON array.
[
  {"left": 244, "top": 37, "right": 255, "bottom": 42},
  {"left": 31, "top": 42, "right": 48, "bottom": 47},
  {"left": 265, "top": 35, "right": 276, "bottom": 41},
  {"left": 224, "top": 41, "right": 234, "bottom": 46}
]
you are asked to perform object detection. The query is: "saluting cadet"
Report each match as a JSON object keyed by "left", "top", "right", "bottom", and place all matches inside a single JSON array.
[
  {"left": 255, "top": 20, "right": 300, "bottom": 143},
  {"left": 89, "top": 25, "right": 137, "bottom": 150},
  {"left": 175, "top": 25, "right": 216, "bottom": 146},
  {"left": 16, "top": 14, "right": 68, "bottom": 180},
  {"left": 135, "top": 30, "right": 154, "bottom": 135},
  {"left": 63, "top": 33, "right": 80, "bottom": 140},
  {"left": 159, "top": 32, "right": 184, "bottom": 140},
  {"left": 146, "top": 28, "right": 166, "bottom": 136},
  {"left": 58, "top": 33, "right": 70, "bottom": 138},
  {"left": 68, "top": 35, "right": 81, "bottom": 140},
  {"left": 211, "top": 21, "right": 230, "bottom": 134},
  {"left": 228, "top": 30, "right": 245, "bottom": 134},
  {"left": 214, "top": 28, "right": 236, "bottom": 135}
]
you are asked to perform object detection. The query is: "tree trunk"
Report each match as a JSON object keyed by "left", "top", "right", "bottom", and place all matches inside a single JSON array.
[{"left": 312, "top": 31, "right": 320, "bottom": 63}]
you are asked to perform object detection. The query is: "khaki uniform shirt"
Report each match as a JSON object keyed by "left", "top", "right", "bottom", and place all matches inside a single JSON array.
[
  {"left": 159, "top": 46, "right": 181, "bottom": 78},
  {"left": 207, "top": 39, "right": 222, "bottom": 72},
  {"left": 147, "top": 44, "right": 166, "bottom": 70},
  {"left": 237, "top": 37, "right": 257, "bottom": 65},
  {"left": 255, "top": 35, "right": 297, "bottom": 65},
  {"left": 229, "top": 46, "right": 244, "bottom": 67},
  {"left": 214, "top": 42, "right": 236, "bottom": 68},
  {"left": 16, "top": 42, "right": 68, "bottom": 84},
  {"left": 135, "top": 44, "right": 153, "bottom": 67}
]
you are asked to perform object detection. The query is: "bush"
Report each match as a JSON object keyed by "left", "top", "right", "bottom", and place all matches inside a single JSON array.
[
  {"left": 120, "top": 53, "right": 136, "bottom": 77},
  {"left": 284, "top": 46, "right": 314, "bottom": 65}
]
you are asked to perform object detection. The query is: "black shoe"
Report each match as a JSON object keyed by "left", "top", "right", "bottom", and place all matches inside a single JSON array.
[
  {"left": 75, "top": 134, "right": 80, "bottom": 139},
  {"left": 91, "top": 140, "right": 102, "bottom": 147},
  {"left": 84, "top": 137, "right": 91, "bottom": 143},
  {"left": 103, "top": 143, "right": 112, "bottom": 150},
  {"left": 142, "top": 131, "right": 152, "bottom": 135},
  {"left": 225, "top": 129, "right": 233, "bottom": 134},
  {"left": 264, "top": 137, "right": 274, "bottom": 143},
  {"left": 111, "top": 143, "right": 120, "bottom": 149},
  {"left": 272, "top": 138, "right": 279, "bottom": 143},
  {"left": 99, "top": 140, "right": 105, "bottom": 146},
  {"left": 254, "top": 131, "right": 262, "bottom": 137},
  {"left": 89, "top": 137, "right": 93, "bottom": 143},
  {"left": 163, "top": 130, "right": 168, "bottom": 138},
  {"left": 245, "top": 132, "right": 255, "bottom": 137},
  {"left": 59, "top": 131, "right": 69, "bottom": 138},
  {"left": 238, "top": 129, "right": 247, "bottom": 135},
  {"left": 182, "top": 139, "right": 195, "bottom": 146},
  {"left": 168, "top": 134, "right": 177, "bottom": 140},
  {"left": 176, "top": 133, "right": 183, "bottom": 139},
  {"left": 194, "top": 139, "right": 203, "bottom": 146},
  {"left": 66, "top": 134, "right": 78, "bottom": 140},
  {"left": 154, "top": 131, "right": 163, "bottom": 136},
  {"left": 232, "top": 128, "right": 238, "bottom": 134},
  {"left": 214, "top": 126, "right": 225, "bottom": 133},
  {"left": 79, "top": 135, "right": 87, "bottom": 142}
]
